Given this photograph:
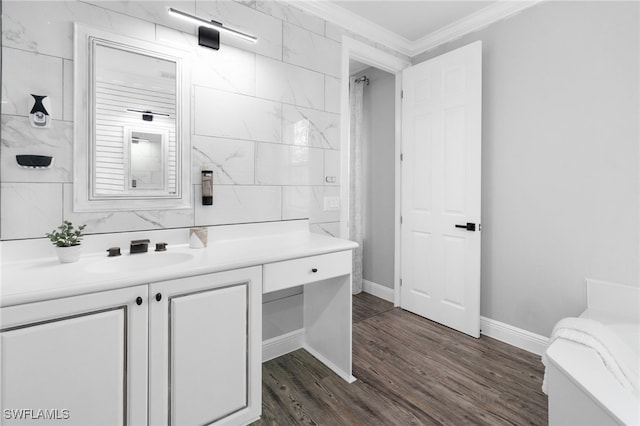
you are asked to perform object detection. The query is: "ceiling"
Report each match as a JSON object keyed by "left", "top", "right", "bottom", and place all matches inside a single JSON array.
[
  {"left": 331, "top": 1, "right": 495, "bottom": 42},
  {"left": 291, "top": 0, "right": 542, "bottom": 57}
]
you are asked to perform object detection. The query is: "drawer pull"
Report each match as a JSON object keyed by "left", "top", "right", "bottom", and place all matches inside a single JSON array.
[
  {"left": 136, "top": 296, "right": 143, "bottom": 306},
  {"left": 311, "top": 268, "right": 318, "bottom": 273}
]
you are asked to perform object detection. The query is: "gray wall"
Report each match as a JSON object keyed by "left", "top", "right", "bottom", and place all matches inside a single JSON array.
[
  {"left": 413, "top": 1, "right": 639, "bottom": 336},
  {"left": 358, "top": 68, "right": 396, "bottom": 289}
]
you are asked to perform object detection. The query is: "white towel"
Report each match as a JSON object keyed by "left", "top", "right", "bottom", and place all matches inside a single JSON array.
[{"left": 541, "top": 317, "right": 639, "bottom": 395}]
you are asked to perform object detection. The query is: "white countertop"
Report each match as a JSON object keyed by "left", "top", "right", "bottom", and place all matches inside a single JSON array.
[{"left": 1, "top": 229, "right": 357, "bottom": 308}]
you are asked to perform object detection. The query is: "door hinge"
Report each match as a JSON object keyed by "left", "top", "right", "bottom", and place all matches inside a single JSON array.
[
  {"left": 401, "top": 90, "right": 404, "bottom": 99},
  {"left": 400, "top": 216, "right": 403, "bottom": 225},
  {"left": 400, "top": 278, "right": 403, "bottom": 287},
  {"left": 400, "top": 153, "right": 403, "bottom": 162}
]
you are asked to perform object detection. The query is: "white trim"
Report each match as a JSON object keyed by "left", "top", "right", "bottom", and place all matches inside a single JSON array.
[
  {"left": 262, "top": 329, "right": 305, "bottom": 362},
  {"left": 290, "top": 0, "right": 413, "bottom": 56},
  {"left": 362, "top": 279, "right": 394, "bottom": 303},
  {"left": 339, "top": 38, "right": 409, "bottom": 311},
  {"left": 480, "top": 316, "right": 548, "bottom": 356},
  {"left": 393, "top": 72, "right": 403, "bottom": 308},
  {"left": 286, "top": 0, "right": 544, "bottom": 57},
  {"left": 343, "top": 38, "right": 410, "bottom": 77},
  {"left": 349, "top": 60, "right": 371, "bottom": 76},
  {"left": 303, "top": 344, "right": 357, "bottom": 383},
  {"left": 261, "top": 329, "right": 356, "bottom": 382},
  {"left": 339, "top": 37, "right": 410, "bottom": 242},
  {"left": 411, "top": 1, "right": 545, "bottom": 55}
]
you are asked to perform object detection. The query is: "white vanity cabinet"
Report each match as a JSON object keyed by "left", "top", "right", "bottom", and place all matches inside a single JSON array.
[
  {"left": 0, "top": 285, "right": 148, "bottom": 426},
  {"left": 0, "top": 267, "right": 262, "bottom": 426},
  {"left": 148, "top": 266, "right": 262, "bottom": 426},
  {"left": 263, "top": 250, "right": 354, "bottom": 382}
]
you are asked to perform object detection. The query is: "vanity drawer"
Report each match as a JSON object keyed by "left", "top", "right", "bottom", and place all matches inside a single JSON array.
[{"left": 263, "top": 251, "right": 351, "bottom": 293}]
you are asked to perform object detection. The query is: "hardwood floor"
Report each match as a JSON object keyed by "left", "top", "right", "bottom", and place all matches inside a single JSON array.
[
  {"left": 352, "top": 291, "right": 394, "bottom": 323},
  {"left": 254, "top": 293, "right": 548, "bottom": 425}
]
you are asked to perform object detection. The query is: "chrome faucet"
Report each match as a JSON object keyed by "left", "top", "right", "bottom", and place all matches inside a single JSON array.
[{"left": 130, "top": 239, "right": 150, "bottom": 254}]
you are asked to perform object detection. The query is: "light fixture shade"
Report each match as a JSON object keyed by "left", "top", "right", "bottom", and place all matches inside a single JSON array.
[
  {"left": 167, "top": 8, "right": 258, "bottom": 44},
  {"left": 198, "top": 26, "right": 220, "bottom": 50}
]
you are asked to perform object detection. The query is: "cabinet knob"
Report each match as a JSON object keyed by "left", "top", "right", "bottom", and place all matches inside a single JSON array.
[
  {"left": 155, "top": 293, "right": 162, "bottom": 302},
  {"left": 311, "top": 268, "right": 318, "bottom": 273},
  {"left": 136, "top": 296, "right": 143, "bottom": 306}
]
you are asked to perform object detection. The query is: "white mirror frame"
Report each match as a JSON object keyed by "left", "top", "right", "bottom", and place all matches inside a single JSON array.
[{"left": 73, "top": 23, "right": 191, "bottom": 212}]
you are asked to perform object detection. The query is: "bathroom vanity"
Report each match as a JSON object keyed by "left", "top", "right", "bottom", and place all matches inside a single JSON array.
[{"left": 0, "top": 222, "right": 357, "bottom": 425}]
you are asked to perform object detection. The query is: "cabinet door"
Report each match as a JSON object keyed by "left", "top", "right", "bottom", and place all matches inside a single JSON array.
[
  {"left": 149, "top": 267, "right": 261, "bottom": 426},
  {"left": 0, "top": 285, "right": 148, "bottom": 426}
]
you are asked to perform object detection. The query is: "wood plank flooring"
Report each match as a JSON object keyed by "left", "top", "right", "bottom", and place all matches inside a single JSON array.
[
  {"left": 254, "top": 293, "right": 548, "bottom": 425},
  {"left": 353, "top": 291, "right": 394, "bottom": 323}
]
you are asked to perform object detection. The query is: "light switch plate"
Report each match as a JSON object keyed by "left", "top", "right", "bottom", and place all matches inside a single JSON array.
[{"left": 323, "top": 196, "right": 340, "bottom": 211}]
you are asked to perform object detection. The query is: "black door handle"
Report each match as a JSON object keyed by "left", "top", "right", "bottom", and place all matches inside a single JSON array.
[
  {"left": 455, "top": 222, "right": 476, "bottom": 231},
  {"left": 136, "top": 296, "right": 143, "bottom": 306}
]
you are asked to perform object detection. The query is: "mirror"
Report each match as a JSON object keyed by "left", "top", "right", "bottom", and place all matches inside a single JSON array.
[
  {"left": 74, "top": 24, "right": 191, "bottom": 212},
  {"left": 127, "top": 128, "right": 169, "bottom": 191}
]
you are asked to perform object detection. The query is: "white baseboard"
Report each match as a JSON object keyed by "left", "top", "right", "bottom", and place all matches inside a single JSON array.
[
  {"left": 263, "top": 315, "right": 547, "bottom": 366},
  {"left": 362, "top": 279, "right": 394, "bottom": 302},
  {"left": 262, "top": 329, "right": 304, "bottom": 362},
  {"left": 361, "top": 284, "right": 549, "bottom": 355},
  {"left": 262, "top": 330, "right": 357, "bottom": 383},
  {"left": 480, "top": 316, "right": 548, "bottom": 356}
]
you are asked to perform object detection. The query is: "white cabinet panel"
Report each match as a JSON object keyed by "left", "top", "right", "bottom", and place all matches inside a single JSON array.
[
  {"left": 171, "top": 284, "right": 247, "bottom": 424},
  {"left": 149, "top": 267, "right": 262, "bottom": 426},
  {"left": 0, "top": 285, "right": 148, "bottom": 426}
]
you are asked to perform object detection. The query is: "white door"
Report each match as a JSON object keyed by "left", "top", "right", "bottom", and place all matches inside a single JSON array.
[{"left": 400, "top": 41, "right": 482, "bottom": 337}]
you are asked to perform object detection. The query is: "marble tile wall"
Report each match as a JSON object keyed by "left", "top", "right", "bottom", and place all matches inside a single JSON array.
[{"left": 1, "top": 0, "right": 396, "bottom": 241}]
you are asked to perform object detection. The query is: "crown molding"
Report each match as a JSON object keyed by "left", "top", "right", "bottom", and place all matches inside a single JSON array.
[
  {"left": 285, "top": 0, "right": 545, "bottom": 58},
  {"left": 287, "top": 0, "right": 414, "bottom": 56},
  {"left": 410, "top": 0, "right": 545, "bottom": 56}
]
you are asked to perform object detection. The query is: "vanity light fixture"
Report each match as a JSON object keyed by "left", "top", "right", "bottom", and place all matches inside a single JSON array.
[
  {"left": 167, "top": 7, "right": 258, "bottom": 50},
  {"left": 126, "top": 108, "right": 171, "bottom": 122}
]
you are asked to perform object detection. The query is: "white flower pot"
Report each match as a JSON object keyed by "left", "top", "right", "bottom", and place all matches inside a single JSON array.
[{"left": 55, "top": 245, "right": 82, "bottom": 263}]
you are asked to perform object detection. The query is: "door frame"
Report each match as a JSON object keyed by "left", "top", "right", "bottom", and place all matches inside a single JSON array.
[{"left": 339, "top": 37, "right": 410, "bottom": 306}]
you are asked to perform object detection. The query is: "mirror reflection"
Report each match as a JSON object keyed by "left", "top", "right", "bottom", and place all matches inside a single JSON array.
[
  {"left": 92, "top": 44, "right": 177, "bottom": 198},
  {"left": 128, "top": 130, "right": 166, "bottom": 191},
  {"left": 74, "top": 24, "right": 190, "bottom": 212}
]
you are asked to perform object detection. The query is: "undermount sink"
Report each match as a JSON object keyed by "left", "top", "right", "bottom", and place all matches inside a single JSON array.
[{"left": 86, "top": 252, "right": 195, "bottom": 274}]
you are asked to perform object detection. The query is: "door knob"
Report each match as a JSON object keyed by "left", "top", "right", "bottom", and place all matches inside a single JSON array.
[
  {"left": 136, "top": 296, "right": 143, "bottom": 306},
  {"left": 455, "top": 222, "right": 476, "bottom": 231},
  {"left": 155, "top": 293, "right": 162, "bottom": 302}
]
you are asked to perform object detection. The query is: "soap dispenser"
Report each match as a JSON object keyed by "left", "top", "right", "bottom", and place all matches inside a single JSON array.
[
  {"left": 29, "top": 94, "right": 52, "bottom": 128},
  {"left": 202, "top": 170, "right": 213, "bottom": 205}
]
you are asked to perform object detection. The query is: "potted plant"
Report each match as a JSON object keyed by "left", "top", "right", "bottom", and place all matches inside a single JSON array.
[{"left": 46, "top": 220, "right": 87, "bottom": 263}]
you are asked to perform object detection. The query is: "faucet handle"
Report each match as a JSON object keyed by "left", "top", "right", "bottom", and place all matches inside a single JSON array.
[{"left": 155, "top": 242, "right": 168, "bottom": 252}]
